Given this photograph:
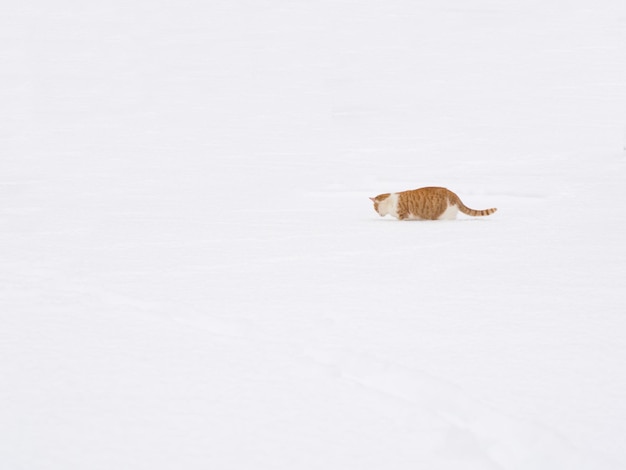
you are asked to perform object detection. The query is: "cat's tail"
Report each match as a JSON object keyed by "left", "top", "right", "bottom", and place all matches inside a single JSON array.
[{"left": 457, "top": 201, "right": 498, "bottom": 217}]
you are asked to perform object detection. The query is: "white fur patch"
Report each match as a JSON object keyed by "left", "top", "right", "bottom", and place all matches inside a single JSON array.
[
  {"left": 438, "top": 203, "right": 459, "bottom": 220},
  {"left": 374, "top": 193, "right": 399, "bottom": 218},
  {"left": 383, "top": 193, "right": 399, "bottom": 218}
]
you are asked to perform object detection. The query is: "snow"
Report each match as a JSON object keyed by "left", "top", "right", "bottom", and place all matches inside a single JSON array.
[{"left": 2, "top": 0, "right": 626, "bottom": 468}]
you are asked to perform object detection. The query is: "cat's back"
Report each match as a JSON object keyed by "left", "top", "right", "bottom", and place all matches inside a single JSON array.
[
  {"left": 397, "top": 187, "right": 457, "bottom": 220},
  {"left": 403, "top": 187, "right": 461, "bottom": 204},
  {"left": 401, "top": 186, "right": 451, "bottom": 196}
]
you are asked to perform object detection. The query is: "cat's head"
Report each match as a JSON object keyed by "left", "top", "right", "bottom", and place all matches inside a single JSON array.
[{"left": 369, "top": 193, "right": 391, "bottom": 216}]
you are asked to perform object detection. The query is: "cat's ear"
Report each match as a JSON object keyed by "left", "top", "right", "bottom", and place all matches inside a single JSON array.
[{"left": 369, "top": 197, "right": 376, "bottom": 202}]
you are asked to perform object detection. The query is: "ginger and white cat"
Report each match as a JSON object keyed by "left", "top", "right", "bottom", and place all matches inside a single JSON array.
[{"left": 370, "top": 187, "right": 497, "bottom": 220}]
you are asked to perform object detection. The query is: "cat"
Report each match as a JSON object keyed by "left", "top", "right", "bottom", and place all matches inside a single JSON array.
[{"left": 370, "top": 187, "right": 497, "bottom": 220}]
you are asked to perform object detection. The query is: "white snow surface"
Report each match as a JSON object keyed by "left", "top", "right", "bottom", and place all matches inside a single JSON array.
[{"left": 2, "top": 0, "right": 626, "bottom": 468}]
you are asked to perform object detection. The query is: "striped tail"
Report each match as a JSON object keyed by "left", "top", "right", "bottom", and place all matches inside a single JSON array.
[{"left": 457, "top": 202, "right": 497, "bottom": 217}]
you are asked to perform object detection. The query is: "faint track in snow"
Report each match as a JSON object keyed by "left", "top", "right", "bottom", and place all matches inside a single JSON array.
[{"left": 298, "top": 347, "right": 621, "bottom": 470}]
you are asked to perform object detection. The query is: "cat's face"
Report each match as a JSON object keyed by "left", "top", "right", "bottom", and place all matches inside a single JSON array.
[{"left": 370, "top": 193, "right": 391, "bottom": 216}]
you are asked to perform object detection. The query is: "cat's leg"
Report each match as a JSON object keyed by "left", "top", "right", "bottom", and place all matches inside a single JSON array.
[
  {"left": 438, "top": 204, "right": 459, "bottom": 220},
  {"left": 396, "top": 208, "right": 409, "bottom": 220}
]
